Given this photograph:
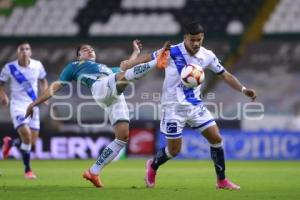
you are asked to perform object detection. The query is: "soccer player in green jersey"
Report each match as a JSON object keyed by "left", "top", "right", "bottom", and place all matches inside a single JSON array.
[{"left": 25, "top": 40, "right": 170, "bottom": 187}]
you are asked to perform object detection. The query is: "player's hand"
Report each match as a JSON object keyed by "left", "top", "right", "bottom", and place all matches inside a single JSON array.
[
  {"left": 0, "top": 95, "right": 9, "bottom": 107},
  {"left": 132, "top": 39, "right": 142, "bottom": 54},
  {"left": 243, "top": 88, "right": 257, "bottom": 101},
  {"left": 44, "top": 100, "right": 49, "bottom": 106},
  {"left": 25, "top": 103, "right": 35, "bottom": 118}
]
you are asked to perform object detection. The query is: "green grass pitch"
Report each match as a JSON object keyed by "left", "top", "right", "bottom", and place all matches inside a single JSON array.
[{"left": 0, "top": 160, "right": 299, "bottom": 200}]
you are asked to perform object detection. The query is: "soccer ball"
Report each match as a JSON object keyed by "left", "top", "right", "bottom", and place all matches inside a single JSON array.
[{"left": 180, "top": 63, "right": 205, "bottom": 88}]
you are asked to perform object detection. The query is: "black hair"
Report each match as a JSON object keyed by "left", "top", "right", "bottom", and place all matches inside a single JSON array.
[
  {"left": 16, "top": 41, "right": 30, "bottom": 48},
  {"left": 183, "top": 22, "right": 204, "bottom": 35},
  {"left": 76, "top": 44, "right": 91, "bottom": 57},
  {"left": 76, "top": 45, "right": 82, "bottom": 57}
]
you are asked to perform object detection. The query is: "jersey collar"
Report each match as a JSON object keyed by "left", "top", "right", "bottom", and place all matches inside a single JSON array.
[
  {"left": 16, "top": 59, "right": 33, "bottom": 68},
  {"left": 180, "top": 42, "right": 202, "bottom": 58}
]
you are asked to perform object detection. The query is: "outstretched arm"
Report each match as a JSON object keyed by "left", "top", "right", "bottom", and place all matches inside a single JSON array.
[
  {"left": 25, "top": 81, "right": 64, "bottom": 118},
  {"left": 0, "top": 81, "right": 9, "bottom": 107},
  {"left": 39, "top": 78, "right": 48, "bottom": 94},
  {"left": 219, "top": 71, "right": 257, "bottom": 101},
  {"left": 39, "top": 78, "right": 49, "bottom": 105},
  {"left": 120, "top": 40, "right": 152, "bottom": 71}
]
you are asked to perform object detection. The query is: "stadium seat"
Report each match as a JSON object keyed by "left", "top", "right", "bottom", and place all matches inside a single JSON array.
[
  {"left": 264, "top": 0, "right": 300, "bottom": 33},
  {"left": 0, "top": 0, "right": 87, "bottom": 36},
  {"left": 0, "top": 0, "right": 263, "bottom": 36}
]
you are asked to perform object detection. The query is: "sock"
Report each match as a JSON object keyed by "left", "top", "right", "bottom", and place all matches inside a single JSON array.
[
  {"left": 210, "top": 144, "right": 226, "bottom": 180},
  {"left": 90, "top": 139, "right": 127, "bottom": 174},
  {"left": 151, "top": 147, "right": 172, "bottom": 171},
  {"left": 20, "top": 143, "right": 32, "bottom": 173},
  {"left": 124, "top": 60, "right": 157, "bottom": 81}
]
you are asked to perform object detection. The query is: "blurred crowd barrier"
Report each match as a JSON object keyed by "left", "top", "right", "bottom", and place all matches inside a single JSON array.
[{"left": 1, "top": 120, "right": 299, "bottom": 160}]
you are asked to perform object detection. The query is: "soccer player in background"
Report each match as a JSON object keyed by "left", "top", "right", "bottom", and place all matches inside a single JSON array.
[
  {"left": 25, "top": 40, "right": 170, "bottom": 188},
  {"left": 123, "top": 22, "right": 257, "bottom": 190},
  {"left": 0, "top": 41, "right": 48, "bottom": 179}
]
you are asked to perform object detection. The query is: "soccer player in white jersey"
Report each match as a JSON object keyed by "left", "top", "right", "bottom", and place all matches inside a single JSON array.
[
  {"left": 0, "top": 41, "right": 48, "bottom": 179},
  {"left": 125, "top": 22, "right": 256, "bottom": 190},
  {"left": 24, "top": 40, "right": 170, "bottom": 188}
]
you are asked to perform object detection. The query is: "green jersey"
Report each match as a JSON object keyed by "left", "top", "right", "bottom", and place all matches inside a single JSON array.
[{"left": 59, "top": 60, "right": 121, "bottom": 88}]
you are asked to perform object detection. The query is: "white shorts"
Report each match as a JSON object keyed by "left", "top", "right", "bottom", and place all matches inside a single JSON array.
[
  {"left": 91, "top": 74, "right": 129, "bottom": 126},
  {"left": 10, "top": 101, "right": 40, "bottom": 130},
  {"left": 160, "top": 103, "right": 216, "bottom": 139}
]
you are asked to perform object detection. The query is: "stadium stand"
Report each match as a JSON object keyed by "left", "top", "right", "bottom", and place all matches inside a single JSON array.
[
  {"left": 86, "top": 0, "right": 263, "bottom": 35},
  {"left": 210, "top": 0, "right": 300, "bottom": 118},
  {"left": 0, "top": 0, "right": 263, "bottom": 36},
  {"left": 264, "top": 0, "right": 300, "bottom": 33},
  {"left": 0, "top": 0, "right": 86, "bottom": 36},
  {"left": 212, "top": 39, "right": 300, "bottom": 116}
]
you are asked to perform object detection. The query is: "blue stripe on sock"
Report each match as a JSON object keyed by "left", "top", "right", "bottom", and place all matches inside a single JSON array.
[{"left": 163, "top": 133, "right": 182, "bottom": 138}]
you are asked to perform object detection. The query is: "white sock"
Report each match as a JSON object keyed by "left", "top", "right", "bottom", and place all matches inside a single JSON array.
[
  {"left": 20, "top": 143, "right": 31, "bottom": 151},
  {"left": 210, "top": 143, "right": 223, "bottom": 148},
  {"left": 90, "top": 139, "right": 127, "bottom": 174},
  {"left": 124, "top": 60, "right": 157, "bottom": 81}
]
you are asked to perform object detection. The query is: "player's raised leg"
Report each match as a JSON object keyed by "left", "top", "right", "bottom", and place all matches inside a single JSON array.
[
  {"left": 111, "top": 41, "right": 170, "bottom": 98},
  {"left": 122, "top": 41, "right": 170, "bottom": 80}
]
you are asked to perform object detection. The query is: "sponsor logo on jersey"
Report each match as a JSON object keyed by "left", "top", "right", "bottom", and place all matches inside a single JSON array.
[{"left": 134, "top": 63, "right": 150, "bottom": 75}]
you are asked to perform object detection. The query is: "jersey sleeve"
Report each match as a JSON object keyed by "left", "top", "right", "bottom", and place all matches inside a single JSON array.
[
  {"left": 38, "top": 62, "right": 47, "bottom": 79},
  {"left": 151, "top": 48, "right": 163, "bottom": 60},
  {"left": 206, "top": 50, "right": 225, "bottom": 75},
  {"left": 111, "top": 67, "right": 121, "bottom": 73},
  {"left": 58, "top": 63, "right": 73, "bottom": 83},
  {"left": 0, "top": 65, "right": 10, "bottom": 82}
]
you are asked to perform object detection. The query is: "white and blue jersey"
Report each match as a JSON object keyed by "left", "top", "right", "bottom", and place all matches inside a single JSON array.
[
  {"left": 152, "top": 43, "right": 224, "bottom": 138},
  {"left": 153, "top": 42, "right": 225, "bottom": 106},
  {"left": 0, "top": 59, "right": 46, "bottom": 103},
  {"left": 0, "top": 59, "right": 46, "bottom": 130}
]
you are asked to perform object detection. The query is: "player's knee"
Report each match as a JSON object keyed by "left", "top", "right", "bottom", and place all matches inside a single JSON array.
[
  {"left": 31, "top": 139, "right": 37, "bottom": 146},
  {"left": 22, "top": 135, "right": 31, "bottom": 144},
  {"left": 118, "top": 135, "right": 128, "bottom": 143},
  {"left": 211, "top": 136, "right": 223, "bottom": 145},
  {"left": 116, "top": 133, "right": 128, "bottom": 142},
  {"left": 168, "top": 146, "right": 181, "bottom": 157},
  {"left": 115, "top": 127, "right": 129, "bottom": 142}
]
